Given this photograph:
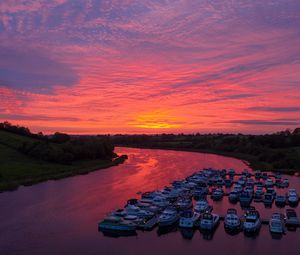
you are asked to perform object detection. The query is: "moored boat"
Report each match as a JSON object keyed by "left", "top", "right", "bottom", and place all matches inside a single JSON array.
[
  {"left": 158, "top": 208, "right": 179, "bottom": 227},
  {"left": 179, "top": 210, "right": 200, "bottom": 228},
  {"left": 98, "top": 216, "right": 136, "bottom": 232},
  {"left": 275, "top": 195, "right": 286, "bottom": 207},
  {"left": 224, "top": 208, "right": 241, "bottom": 232},
  {"left": 287, "top": 189, "right": 299, "bottom": 206},
  {"left": 239, "top": 191, "right": 252, "bottom": 207},
  {"left": 211, "top": 188, "right": 224, "bottom": 201},
  {"left": 229, "top": 191, "right": 239, "bottom": 203},
  {"left": 285, "top": 209, "right": 299, "bottom": 227},
  {"left": 194, "top": 199, "right": 210, "bottom": 213},
  {"left": 269, "top": 213, "right": 285, "bottom": 234},
  {"left": 263, "top": 193, "right": 274, "bottom": 207},
  {"left": 199, "top": 212, "right": 220, "bottom": 231},
  {"left": 243, "top": 209, "right": 261, "bottom": 234}
]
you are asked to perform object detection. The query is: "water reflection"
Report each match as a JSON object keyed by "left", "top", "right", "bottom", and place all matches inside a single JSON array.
[{"left": 179, "top": 228, "right": 195, "bottom": 240}]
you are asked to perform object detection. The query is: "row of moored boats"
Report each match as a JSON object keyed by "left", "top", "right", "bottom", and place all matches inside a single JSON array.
[{"left": 98, "top": 168, "right": 299, "bottom": 236}]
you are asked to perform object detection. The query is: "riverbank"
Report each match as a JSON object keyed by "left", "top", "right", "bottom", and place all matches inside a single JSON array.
[
  {"left": 117, "top": 145, "right": 297, "bottom": 175},
  {"left": 0, "top": 143, "right": 128, "bottom": 192}
]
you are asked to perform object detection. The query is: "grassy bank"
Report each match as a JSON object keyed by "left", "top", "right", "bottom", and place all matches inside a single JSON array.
[{"left": 0, "top": 130, "right": 127, "bottom": 192}]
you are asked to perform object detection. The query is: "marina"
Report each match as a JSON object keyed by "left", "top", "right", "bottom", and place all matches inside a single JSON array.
[{"left": 99, "top": 166, "right": 300, "bottom": 237}]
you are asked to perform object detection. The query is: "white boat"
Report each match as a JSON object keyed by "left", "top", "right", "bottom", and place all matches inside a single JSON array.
[
  {"left": 228, "top": 169, "right": 235, "bottom": 176},
  {"left": 175, "top": 197, "right": 192, "bottom": 210},
  {"left": 239, "top": 191, "right": 252, "bottom": 206},
  {"left": 152, "top": 196, "right": 170, "bottom": 208},
  {"left": 287, "top": 189, "right": 299, "bottom": 206},
  {"left": 125, "top": 204, "right": 154, "bottom": 218},
  {"left": 158, "top": 208, "right": 179, "bottom": 227},
  {"left": 265, "top": 178, "right": 274, "bottom": 188},
  {"left": 179, "top": 210, "right": 200, "bottom": 228},
  {"left": 254, "top": 170, "right": 262, "bottom": 179},
  {"left": 98, "top": 216, "right": 136, "bottom": 231},
  {"left": 285, "top": 209, "right": 299, "bottom": 227},
  {"left": 111, "top": 209, "right": 127, "bottom": 218},
  {"left": 266, "top": 187, "right": 276, "bottom": 197},
  {"left": 199, "top": 212, "right": 220, "bottom": 231},
  {"left": 233, "top": 184, "right": 243, "bottom": 193},
  {"left": 269, "top": 213, "right": 285, "bottom": 234},
  {"left": 224, "top": 208, "right": 241, "bottom": 231},
  {"left": 224, "top": 179, "right": 233, "bottom": 188},
  {"left": 253, "top": 189, "right": 264, "bottom": 202},
  {"left": 211, "top": 188, "right": 224, "bottom": 201},
  {"left": 282, "top": 178, "right": 289, "bottom": 187},
  {"left": 243, "top": 209, "right": 261, "bottom": 233},
  {"left": 263, "top": 193, "right": 274, "bottom": 206},
  {"left": 275, "top": 195, "right": 286, "bottom": 207},
  {"left": 229, "top": 191, "right": 239, "bottom": 203},
  {"left": 194, "top": 199, "right": 211, "bottom": 213}
]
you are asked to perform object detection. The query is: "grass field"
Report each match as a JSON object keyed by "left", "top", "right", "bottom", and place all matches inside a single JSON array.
[{"left": 0, "top": 131, "right": 126, "bottom": 192}]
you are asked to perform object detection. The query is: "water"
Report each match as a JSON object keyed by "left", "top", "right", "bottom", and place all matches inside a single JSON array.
[{"left": 0, "top": 147, "right": 299, "bottom": 255}]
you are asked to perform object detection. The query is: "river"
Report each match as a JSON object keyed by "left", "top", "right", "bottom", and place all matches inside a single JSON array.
[{"left": 0, "top": 147, "right": 299, "bottom": 255}]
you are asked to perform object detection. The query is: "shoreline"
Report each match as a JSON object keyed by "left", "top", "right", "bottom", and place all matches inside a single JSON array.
[
  {"left": 0, "top": 154, "right": 128, "bottom": 193},
  {"left": 116, "top": 145, "right": 298, "bottom": 175}
]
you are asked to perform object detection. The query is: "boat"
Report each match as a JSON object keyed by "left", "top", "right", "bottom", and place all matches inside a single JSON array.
[
  {"left": 199, "top": 212, "right": 220, "bottom": 231},
  {"left": 285, "top": 209, "right": 299, "bottom": 227},
  {"left": 263, "top": 193, "right": 274, "bottom": 207},
  {"left": 254, "top": 170, "right": 262, "bottom": 179},
  {"left": 275, "top": 195, "right": 286, "bottom": 207},
  {"left": 228, "top": 169, "right": 235, "bottom": 177},
  {"left": 233, "top": 184, "right": 243, "bottom": 193},
  {"left": 239, "top": 191, "right": 252, "bottom": 207},
  {"left": 224, "top": 208, "right": 241, "bottom": 232},
  {"left": 179, "top": 210, "right": 200, "bottom": 228},
  {"left": 211, "top": 188, "right": 224, "bottom": 201},
  {"left": 287, "top": 189, "right": 299, "bottom": 206},
  {"left": 98, "top": 216, "right": 136, "bottom": 232},
  {"left": 266, "top": 187, "right": 276, "bottom": 197},
  {"left": 237, "top": 177, "right": 246, "bottom": 186},
  {"left": 262, "top": 172, "right": 268, "bottom": 180},
  {"left": 111, "top": 209, "right": 127, "bottom": 218},
  {"left": 224, "top": 179, "right": 233, "bottom": 188},
  {"left": 229, "top": 191, "right": 239, "bottom": 203},
  {"left": 175, "top": 197, "right": 192, "bottom": 210},
  {"left": 243, "top": 209, "right": 261, "bottom": 233},
  {"left": 265, "top": 178, "right": 274, "bottom": 188},
  {"left": 253, "top": 189, "right": 264, "bottom": 202},
  {"left": 125, "top": 204, "right": 155, "bottom": 218},
  {"left": 158, "top": 208, "right": 179, "bottom": 227},
  {"left": 244, "top": 186, "right": 254, "bottom": 195},
  {"left": 152, "top": 196, "right": 170, "bottom": 208},
  {"left": 193, "top": 187, "right": 207, "bottom": 199},
  {"left": 269, "top": 213, "right": 285, "bottom": 234},
  {"left": 282, "top": 178, "right": 289, "bottom": 188}
]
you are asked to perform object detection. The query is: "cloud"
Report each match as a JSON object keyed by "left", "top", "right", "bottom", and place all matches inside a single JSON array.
[
  {"left": 228, "top": 119, "right": 300, "bottom": 126},
  {"left": 247, "top": 106, "right": 300, "bottom": 112},
  {"left": 0, "top": 113, "right": 80, "bottom": 122},
  {"left": 0, "top": 0, "right": 300, "bottom": 134},
  {"left": 0, "top": 46, "right": 79, "bottom": 93}
]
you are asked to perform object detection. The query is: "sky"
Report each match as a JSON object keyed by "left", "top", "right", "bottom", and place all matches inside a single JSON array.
[{"left": 0, "top": 0, "right": 300, "bottom": 134}]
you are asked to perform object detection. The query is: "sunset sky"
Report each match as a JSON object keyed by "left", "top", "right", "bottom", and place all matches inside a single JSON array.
[{"left": 0, "top": 0, "right": 300, "bottom": 134}]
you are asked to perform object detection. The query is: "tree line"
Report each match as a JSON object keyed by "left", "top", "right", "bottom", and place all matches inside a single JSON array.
[
  {"left": 111, "top": 129, "right": 300, "bottom": 170},
  {"left": 0, "top": 122, "right": 115, "bottom": 164}
]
